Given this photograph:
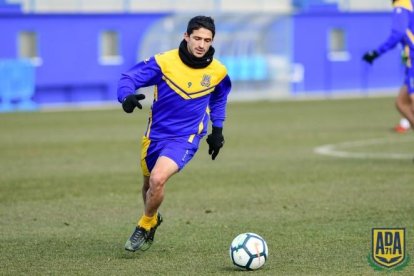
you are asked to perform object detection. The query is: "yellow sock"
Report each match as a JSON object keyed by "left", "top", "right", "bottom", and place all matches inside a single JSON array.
[{"left": 137, "top": 212, "right": 158, "bottom": 231}]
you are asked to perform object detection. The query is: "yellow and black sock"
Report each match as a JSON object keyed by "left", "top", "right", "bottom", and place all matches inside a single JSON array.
[{"left": 137, "top": 212, "right": 158, "bottom": 231}]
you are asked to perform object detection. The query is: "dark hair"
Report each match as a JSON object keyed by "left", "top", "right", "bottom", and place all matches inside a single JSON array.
[{"left": 186, "top": 16, "right": 215, "bottom": 38}]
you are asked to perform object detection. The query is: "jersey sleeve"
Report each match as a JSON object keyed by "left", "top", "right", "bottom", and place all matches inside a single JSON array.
[
  {"left": 117, "top": 56, "right": 162, "bottom": 103},
  {"left": 376, "top": 7, "right": 410, "bottom": 55},
  {"left": 209, "top": 75, "right": 232, "bottom": 128}
]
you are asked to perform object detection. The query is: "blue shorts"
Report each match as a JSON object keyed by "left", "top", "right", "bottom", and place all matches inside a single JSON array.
[
  {"left": 140, "top": 136, "right": 201, "bottom": 176},
  {"left": 404, "top": 66, "right": 414, "bottom": 95}
]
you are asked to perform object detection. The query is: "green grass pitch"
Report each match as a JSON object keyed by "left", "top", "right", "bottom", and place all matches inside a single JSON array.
[{"left": 1, "top": 96, "right": 413, "bottom": 275}]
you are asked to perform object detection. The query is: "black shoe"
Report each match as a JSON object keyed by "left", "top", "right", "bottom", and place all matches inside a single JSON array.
[
  {"left": 140, "top": 213, "right": 163, "bottom": 251},
  {"left": 125, "top": 226, "right": 149, "bottom": 252}
]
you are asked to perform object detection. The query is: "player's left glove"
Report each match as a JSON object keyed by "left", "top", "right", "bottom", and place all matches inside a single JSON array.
[
  {"left": 206, "top": 126, "right": 224, "bottom": 160},
  {"left": 122, "top": 94, "right": 145, "bottom": 113},
  {"left": 362, "top": 50, "right": 379, "bottom": 64}
]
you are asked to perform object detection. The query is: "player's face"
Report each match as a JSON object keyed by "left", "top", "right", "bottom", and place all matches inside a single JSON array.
[{"left": 184, "top": 28, "right": 213, "bottom": 58}]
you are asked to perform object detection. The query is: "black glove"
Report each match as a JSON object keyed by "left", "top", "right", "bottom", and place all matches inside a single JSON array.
[
  {"left": 362, "top": 50, "right": 379, "bottom": 64},
  {"left": 122, "top": 94, "right": 145, "bottom": 113},
  {"left": 206, "top": 126, "right": 224, "bottom": 160}
]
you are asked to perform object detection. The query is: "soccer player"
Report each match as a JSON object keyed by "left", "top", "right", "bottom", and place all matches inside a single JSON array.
[
  {"left": 362, "top": 0, "right": 414, "bottom": 133},
  {"left": 117, "top": 15, "right": 232, "bottom": 252}
]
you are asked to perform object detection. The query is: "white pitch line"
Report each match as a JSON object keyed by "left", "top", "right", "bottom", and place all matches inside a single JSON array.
[{"left": 314, "top": 137, "right": 414, "bottom": 160}]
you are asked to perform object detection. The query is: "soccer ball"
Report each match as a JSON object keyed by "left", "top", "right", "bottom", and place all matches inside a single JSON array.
[{"left": 229, "top": 232, "right": 268, "bottom": 270}]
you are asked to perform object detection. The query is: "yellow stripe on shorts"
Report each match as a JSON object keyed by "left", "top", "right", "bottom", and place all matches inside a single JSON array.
[{"left": 141, "top": 136, "right": 151, "bottom": 177}]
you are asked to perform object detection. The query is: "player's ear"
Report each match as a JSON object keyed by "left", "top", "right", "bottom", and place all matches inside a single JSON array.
[{"left": 184, "top": 32, "right": 190, "bottom": 42}]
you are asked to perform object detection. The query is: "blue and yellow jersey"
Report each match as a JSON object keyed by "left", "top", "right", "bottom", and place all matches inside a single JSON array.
[
  {"left": 377, "top": 0, "right": 414, "bottom": 66},
  {"left": 117, "top": 49, "right": 231, "bottom": 142}
]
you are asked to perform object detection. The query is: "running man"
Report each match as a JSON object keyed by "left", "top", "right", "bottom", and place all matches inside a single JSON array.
[
  {"left": 117, "top": 15, "right": 232, "bottom": 252},
  {"left": 362, "top": 0, "right": 414, "bottom": 133}
]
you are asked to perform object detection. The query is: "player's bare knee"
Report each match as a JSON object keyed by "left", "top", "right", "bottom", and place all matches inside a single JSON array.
[{"left": 149, "top": 172, "right": 167, "bottom": 191}]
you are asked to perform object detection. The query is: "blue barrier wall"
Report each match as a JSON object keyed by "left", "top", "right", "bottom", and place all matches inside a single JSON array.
[
  {"left": 0, "top": 13, "right": 167, "bottom": 106},
  {"left": 0, "top": 11, "right": 402, "bottom": 107},
  {"left": 0, "top": 0, "right": 21, "bottom": 13},
  {"left": 292, "top": 11, "right": 402, "bottom": 95}
]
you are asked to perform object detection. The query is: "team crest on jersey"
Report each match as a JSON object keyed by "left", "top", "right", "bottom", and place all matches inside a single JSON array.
[
  {"left": 200, "top": 74, "right": 211, "bottom": 87},
  {"left": 370, "top": 228, "right": 406, "bottom": 269}
]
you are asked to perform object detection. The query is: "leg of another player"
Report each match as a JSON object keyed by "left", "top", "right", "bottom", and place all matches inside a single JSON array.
[
  {"left": 410, "top": 94, "right": 414, "bottom": 131},
  {"left": 394, "top": 86, "right": 411, "bottom": 133},
  {"left": 396, "top": 86, "right": 414, "bottom": 130},
  {"left": 144, "top": 156, "right": 179, "bottom": 217}
]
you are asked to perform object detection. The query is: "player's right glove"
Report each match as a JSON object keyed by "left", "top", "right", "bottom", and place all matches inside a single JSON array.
[
  {"left": 122, "top": 94, "right": 145, "bottom": 113},
  {"left": 362, "top": 50, "right": 379, "bottom": 64},
  {"left": 206, "top": 126, "right": 225, "bottom": 160}
]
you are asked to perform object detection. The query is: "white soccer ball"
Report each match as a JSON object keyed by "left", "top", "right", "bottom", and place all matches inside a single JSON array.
[{"left": 229, "top": 232, "right": 268, "bottom": 270}]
